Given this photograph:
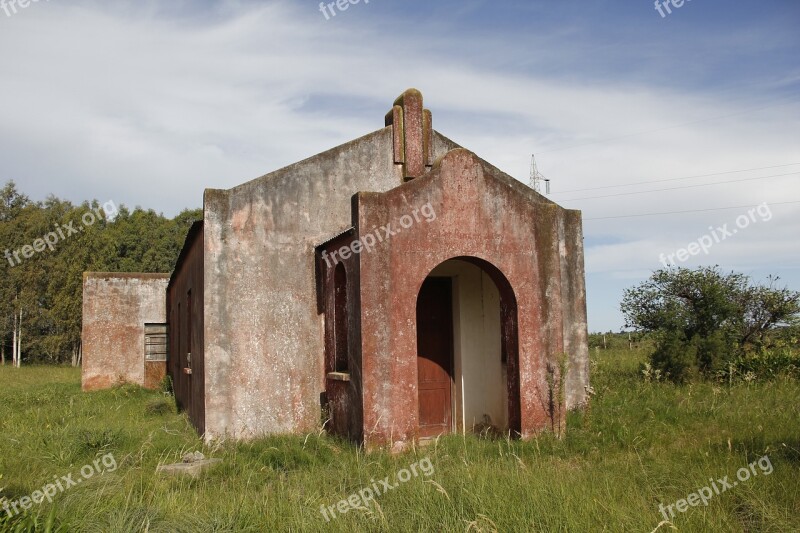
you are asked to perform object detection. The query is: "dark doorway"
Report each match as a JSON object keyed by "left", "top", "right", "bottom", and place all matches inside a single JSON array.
[{"left": 416, "top": 277, "right": 454, "bottom": 438}]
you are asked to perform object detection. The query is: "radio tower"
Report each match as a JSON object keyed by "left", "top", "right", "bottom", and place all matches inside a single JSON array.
[{"left": 528, "top": 154, "right": 550, "bottom": 194}]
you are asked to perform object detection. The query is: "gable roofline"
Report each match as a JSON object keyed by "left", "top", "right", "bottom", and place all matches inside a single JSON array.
[
  {"left": 460, "top": 149, "right": 561, "bottom": 208},
  {"left": 203, "top": 89, "right": 573, "bottom": 213},
  {"left": 223, "top": 126, "right": 398, "bottom": 195}
]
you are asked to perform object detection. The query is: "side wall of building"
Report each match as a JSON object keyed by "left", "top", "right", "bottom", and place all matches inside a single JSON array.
[
  {"left": 201, "top": 127, "right": 458, "bottom": 440},
  {"left": 167, "top": 223, "right": 206, "bottom": 435},
  {"left": 82, "top": 273, "right": 171, "bottom": 391},
  {"left": 560, "top": 210, "right": 590, "bottom": 410}
]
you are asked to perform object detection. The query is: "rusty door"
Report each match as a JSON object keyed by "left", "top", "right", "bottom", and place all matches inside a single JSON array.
[{"left": 416, "top": 277, "right": 454, "bottom": 438}]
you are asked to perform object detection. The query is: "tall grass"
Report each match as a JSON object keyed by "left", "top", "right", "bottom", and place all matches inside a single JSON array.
[{"left": 1, "top": 354, "right": 798, "bottom": 532}]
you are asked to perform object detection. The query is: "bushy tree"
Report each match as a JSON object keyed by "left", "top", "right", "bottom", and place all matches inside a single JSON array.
[{"left": 621, "top": 266, "right": 800, "bottom": 382}]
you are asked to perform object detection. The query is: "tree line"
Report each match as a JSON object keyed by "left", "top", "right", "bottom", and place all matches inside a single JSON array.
[{"left": 0, "top": 181, "right": 200, "bottom": 366}]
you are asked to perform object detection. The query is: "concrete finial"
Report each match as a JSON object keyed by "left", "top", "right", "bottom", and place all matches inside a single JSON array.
[{"left": 385, "top": 89, "right": 433, "bottom": 180}]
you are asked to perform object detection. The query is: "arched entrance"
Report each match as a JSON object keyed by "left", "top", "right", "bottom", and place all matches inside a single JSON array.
[{"left": 416, "top": 257, "right": 520, "bottom": 439}]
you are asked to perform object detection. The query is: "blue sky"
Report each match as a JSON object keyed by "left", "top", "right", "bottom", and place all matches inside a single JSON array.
[{"left": 1, "top": 0, "right": 798, "bottom": 331}]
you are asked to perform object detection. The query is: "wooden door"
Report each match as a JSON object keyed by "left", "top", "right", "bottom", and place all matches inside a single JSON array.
[{"left": 417, "top": 277, "right": 454, "bottom": 438}]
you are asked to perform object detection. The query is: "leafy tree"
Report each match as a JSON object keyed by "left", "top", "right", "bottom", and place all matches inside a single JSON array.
[
  {"left": 0, "top": 180, "right": 202, "bottom": 365},
  {"left": 621, "top": 266, "right": 800, "bottom": 382},
  {"left": 0, "top": 182, "right": 30, "bottom": 364},
  {"left": 735, "top": 278, "right": 800, "bottom": 349},
  {"left": 0, "top": 181, "right": 29, "bottom": 221}
]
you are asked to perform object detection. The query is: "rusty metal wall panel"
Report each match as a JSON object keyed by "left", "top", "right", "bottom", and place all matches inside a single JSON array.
[{"left": 167, "top": 222, "right": 205, "bottom": 435}]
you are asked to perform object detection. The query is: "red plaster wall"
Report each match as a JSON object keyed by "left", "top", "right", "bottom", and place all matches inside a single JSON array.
[{"left": 355, "top": 149, "right": 588, "bottom": 448}]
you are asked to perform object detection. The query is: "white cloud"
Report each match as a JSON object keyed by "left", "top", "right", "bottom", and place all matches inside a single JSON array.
[{"left": 0, "top": 0, "right": 797, "bottom": 329}]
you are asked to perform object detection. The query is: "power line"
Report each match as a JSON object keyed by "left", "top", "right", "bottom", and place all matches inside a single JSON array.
[
  {"left": 535, "top": 97, "right": 798, "bottom": 155},
  {"left": 552, "top": 163, "right": 800, "bottom": 194},
  {"left": 585, "top": 200, "right": 800, "bottom": 221},
  {"left": 561, "top": 171, "right": 799, "bottom": 202}
]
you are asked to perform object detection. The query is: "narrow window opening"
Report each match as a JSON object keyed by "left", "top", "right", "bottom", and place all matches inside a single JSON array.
[
  {"left": 333, "top": 262, "right": 349, "bottom": 373},
  {"left": 144, "top": 323, "right": 168, "bottom": 362}
]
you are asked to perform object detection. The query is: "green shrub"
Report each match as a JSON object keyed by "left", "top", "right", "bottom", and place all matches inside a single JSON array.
[
  {"left": 650, "top": 331, "right": 799, "bottom": 384},
  {"left": 694, "top": 330, "right": 735, "bottom": 374},
  {"left": 717, "top": 345, "right": 800, "bottom": 383},
  {"left": 159, "top": 375, "right": 174, "bottom": 396},
  {"left": 650, "top": 331, "right": 696, "bottom": 383},
  {"left": 649, "top": 328, "right": 750, "bottom": 383},
  {"left": 623, "top": 267, "right": 800, "bottom": 383}
]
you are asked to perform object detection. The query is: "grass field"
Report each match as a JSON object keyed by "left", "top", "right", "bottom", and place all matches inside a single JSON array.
[{"left": 1, "top": 349, "right": 798, "bottom": 532}]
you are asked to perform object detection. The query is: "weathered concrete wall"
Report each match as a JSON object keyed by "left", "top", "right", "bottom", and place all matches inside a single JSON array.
[
  {"left": 202, "top": 127, "right": 458, "bottom": 441},
  {"left": 354, "top": 149, "right": 589, "bottom": 448},
  {"left": 560, "top": 210, "right": 590, "bottom": 410},
  {"left": 82, "top": 273, "right": 170, "bottom": 391}
]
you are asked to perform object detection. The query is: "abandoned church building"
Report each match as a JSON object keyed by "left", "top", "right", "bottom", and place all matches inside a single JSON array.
[{"left": 81, "top": 89, "right": 590, "bottom": 449}]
